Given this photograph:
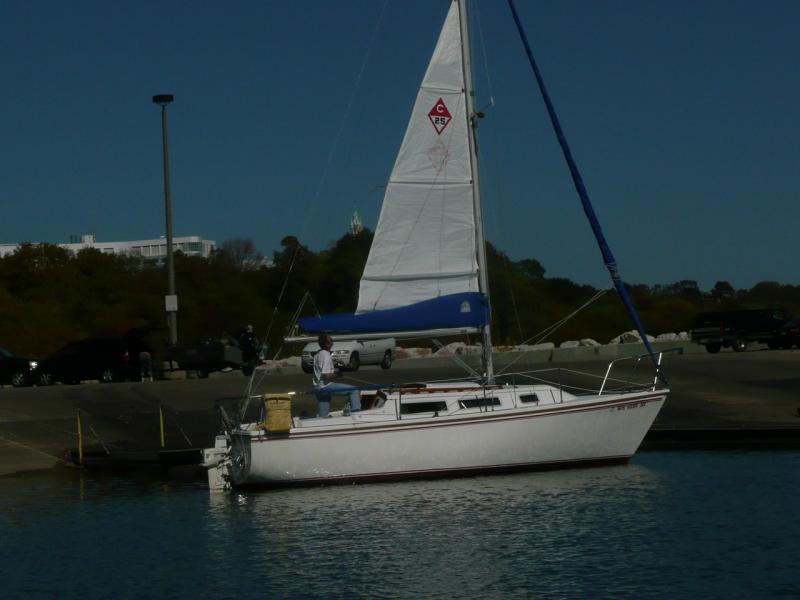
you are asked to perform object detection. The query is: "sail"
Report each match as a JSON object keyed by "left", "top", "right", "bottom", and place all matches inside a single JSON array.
[
  {"left": 356, "top": 2, "right": 478, "bottom": 314},
  {"left": 291, "top": 2, "right": 484, "bottom": 340}
]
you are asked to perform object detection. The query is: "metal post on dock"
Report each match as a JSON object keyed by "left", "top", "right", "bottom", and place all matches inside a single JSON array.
[
  {"left": 159, "top": 405, "right": 166, "bottom": 448},
  {"left": 76, "top": 408, "right": 83, "bottom": 466},
  {"left": 153, "top": 93, "right": 178, "bottom": 346}
]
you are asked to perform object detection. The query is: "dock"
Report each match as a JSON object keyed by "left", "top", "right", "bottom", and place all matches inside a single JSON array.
[{"left": 1, "top": 342, "right": 798, "bottom": 477}]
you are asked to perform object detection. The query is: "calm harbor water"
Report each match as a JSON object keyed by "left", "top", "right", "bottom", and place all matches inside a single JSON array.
[{"left": 1, "top": 451, "right": 798, "bottom": 599}]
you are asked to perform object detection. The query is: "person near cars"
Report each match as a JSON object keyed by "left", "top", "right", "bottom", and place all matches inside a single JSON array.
[
  {"left": 312, "top": 333, "right": 361, "bottom": 417},
  {"left": 239, "top": 325, "right": 257, "bottom": 368},
  {"left": 139, "top": 349, "right": 153, "bottom": 382},
  {"left": 220, "top": 331, "right": 239, "bottom": 347}
]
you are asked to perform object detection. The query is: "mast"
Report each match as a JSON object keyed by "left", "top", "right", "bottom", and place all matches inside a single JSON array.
[{"left": 457, "top": 0, "right": 494, "bottom": 383}]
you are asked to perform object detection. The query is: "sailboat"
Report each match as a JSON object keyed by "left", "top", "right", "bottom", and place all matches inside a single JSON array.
[{"left": 203, "top": 0, "right": 669, "bottom": 489}]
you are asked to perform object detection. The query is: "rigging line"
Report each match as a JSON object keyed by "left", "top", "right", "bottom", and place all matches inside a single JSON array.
[
  {"left": 271, "top": 291, "right": 312, "bottom": 361},
  {"left": 86, "top": 423, "right": 110, "bottom": 456},
  {"left": 472, "top": 88, "right": 523, "bottom": 344},
  {"left": 298, "top": 0, "right": 390, "bottom": 244},
  {"left": 243, "top": 293, "right": 306, "bottom": 418},
  {"left": 166, "top": 413, "right": 193, "bottom": 447},
  {"left": 471, "top": 0, "right": 495, "bottom": 104},
  {"left": 496, "top": 288, "right": 610, "bottom": 375},
  {"left": 521, "top": 287, "right": 609, "bottom": 347},
  {"left": 268, "top": 292, "right": 324, "bottom": 365},
  {"left": 504, "top": 253, "right": 526, "bottom": 344},
  {"left": 249, "top": 2, "right": 390, "bottom": 414},
  {"left": 463, "top": 7, "right": 522, "bottom": 351},
  {"left": 497, "top": 288, "right": 609, "bottom": 376},
  {"left": 506, "top": 0, "right": 658, "bottom": 368},
  {"left": 433, "top": 338, "right": 481, "bottom": 379}
]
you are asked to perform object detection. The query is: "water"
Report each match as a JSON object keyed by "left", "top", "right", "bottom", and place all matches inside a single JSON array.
[{"left": 1, "top": 451, "right": 798, "bottom": 599}]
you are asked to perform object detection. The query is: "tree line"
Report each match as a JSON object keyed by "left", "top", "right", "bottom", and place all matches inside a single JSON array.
[{"left": 1, "top": 233, "right": 799, "bottom": 360}]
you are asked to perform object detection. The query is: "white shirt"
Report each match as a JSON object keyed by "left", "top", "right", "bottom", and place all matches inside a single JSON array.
[{"left": 312, "top": 348, "right": 334, "bottom": 388}]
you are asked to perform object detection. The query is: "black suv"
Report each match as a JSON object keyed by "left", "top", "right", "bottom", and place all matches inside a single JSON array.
[
  {"left": 38, "top": 336, "right": 147, "bottom": 385},
  {"left": 773, "top": 317, "right": 800, "bottom": 349},
  {"left": 0, "top": 347, "right": 41, "bottom": 387}
]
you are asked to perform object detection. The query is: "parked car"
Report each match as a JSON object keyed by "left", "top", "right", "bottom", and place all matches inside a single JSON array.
[
  {"left": 301, "top": 338, "right": 395, "bottom": 373},
  {"left": 166, "top": 340, "right": 244, "bottom": 378},
  {"left": 772, "top": 317, "right": 800, "bottom": 349},
  {"left": 0, "top": 347, "right": 41, "bottom": 387},
  {"left": 38, "top": 336, "right": 148, "bottom": 385},
  {"left": 690, "top": 308, "right": 787, "bottom": 353}
]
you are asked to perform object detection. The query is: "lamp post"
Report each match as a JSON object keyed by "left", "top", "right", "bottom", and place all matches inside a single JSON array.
[{"left": 153, "top": 94, "right": 178, "bottom": 346}]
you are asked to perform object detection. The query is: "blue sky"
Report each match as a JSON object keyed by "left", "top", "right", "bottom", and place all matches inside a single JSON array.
[{"left": 1, "top": 0, "right": 797, "bottom": 290}]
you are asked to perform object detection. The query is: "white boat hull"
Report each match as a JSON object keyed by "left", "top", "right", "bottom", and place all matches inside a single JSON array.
[{"left": 212, "top": 386, "right": 667, "bottom": 488}]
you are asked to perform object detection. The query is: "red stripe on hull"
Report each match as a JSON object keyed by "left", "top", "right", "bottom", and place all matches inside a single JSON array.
[{"left": 255, "top": 393, "right": 667, "bottom": 442}]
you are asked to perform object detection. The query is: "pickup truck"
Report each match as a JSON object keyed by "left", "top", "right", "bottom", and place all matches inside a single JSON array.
[
  {"left": 300, "top": 338, "right": 395, "bottom": 373},
  {"left": 690, "top": 309, "right": 787, "bottom": 353}
]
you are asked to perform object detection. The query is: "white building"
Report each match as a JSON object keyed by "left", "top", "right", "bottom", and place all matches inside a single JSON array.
[
  {"left": 350, "top": 209, "right": 364, "bottom": 235},
  {"left": 0, "top": 233, "right": 216, "bottom": 260}
]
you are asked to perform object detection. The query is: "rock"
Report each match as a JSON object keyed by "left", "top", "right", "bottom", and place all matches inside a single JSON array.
[
  {"left": 609, "top": 330, "right": 656, "bottom": 344},
  {"left": 516, "top": 343, "right": 554, "bottom": 352},
  {"left": 434, "top": 342, "right": 465, "bottom": 357},
  {"left": 494, "top": 346, "right": 518, "bottom": 354},
  {"left": 260, "top": 356, "right": 301, "bottom": 371},
  {"left": 557, "top": 338, "right": 599, "bottom": 348},
  {"left": 433, "top": 347, "right": 456, "bottom": 357},
  {"left": 395, "top": 347, "right": 433, "bottom": 360}
]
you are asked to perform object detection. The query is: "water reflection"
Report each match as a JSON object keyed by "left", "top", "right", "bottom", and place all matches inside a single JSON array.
[
  {"left": 202, "top": 462, "right": 669, "bottom": 598},
  {"left": 2, "top": 453, "right": 799, "bottom": 599}
]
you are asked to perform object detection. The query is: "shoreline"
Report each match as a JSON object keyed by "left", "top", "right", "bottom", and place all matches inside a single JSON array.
[{"left": 1, "top": 342, "right": 799, "bottom": 477}]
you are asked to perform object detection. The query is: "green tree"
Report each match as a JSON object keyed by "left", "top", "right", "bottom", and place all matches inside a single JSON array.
[
  {"left": 711, "top": 280, "right": 735, "bottom": 302},
  {"left": 317, "top": 229, "right": 373, "bottom": 313},
  {"left": 214, "top": 238, "right": 264, "bottom": 270}
]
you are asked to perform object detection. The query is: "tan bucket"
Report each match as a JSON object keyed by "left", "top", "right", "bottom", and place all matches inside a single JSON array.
[{"left": 263, "top": 394, "right": 292, "bottom": 434}]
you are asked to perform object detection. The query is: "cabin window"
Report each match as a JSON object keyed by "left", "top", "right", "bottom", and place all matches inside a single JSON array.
[
  {"left": 519, "top": 393, "right": 539, "bottom": 404},
  {"left": 459, "top": 397, "right": 501, "bottom": 409},
  {"left": 401, "top": 401, "right": 447, "bottom": 414}
]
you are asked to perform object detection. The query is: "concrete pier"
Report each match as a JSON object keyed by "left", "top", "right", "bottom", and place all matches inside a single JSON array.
[{"left": 1, "top": 342, "right": 798, "bottom": 476}]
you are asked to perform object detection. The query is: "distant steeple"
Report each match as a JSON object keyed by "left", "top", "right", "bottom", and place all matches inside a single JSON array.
[{"left": 350, "top": 209, "right": 363, "bottom": 235}]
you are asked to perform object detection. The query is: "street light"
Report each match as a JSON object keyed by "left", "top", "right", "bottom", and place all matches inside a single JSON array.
[{"left": 153, "top": 94, "right": 178, "bottom": 346}]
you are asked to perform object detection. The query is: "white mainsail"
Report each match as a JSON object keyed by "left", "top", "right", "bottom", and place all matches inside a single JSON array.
[{"left": 356, "top": 2, "right": 478, "bottom": 314}]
